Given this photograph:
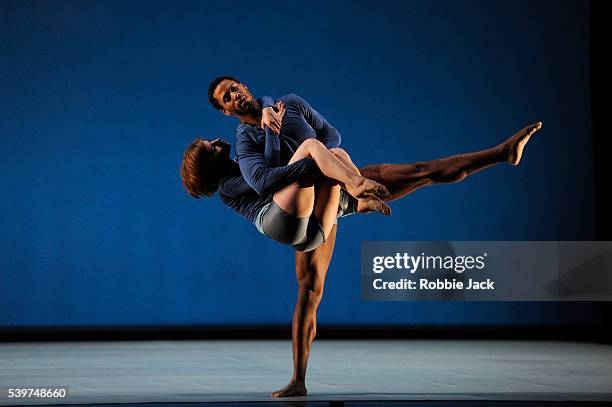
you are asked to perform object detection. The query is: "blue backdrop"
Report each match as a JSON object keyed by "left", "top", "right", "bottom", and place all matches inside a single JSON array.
[{"left": 0, "top": 0, "right": 599, "bottom": 327}]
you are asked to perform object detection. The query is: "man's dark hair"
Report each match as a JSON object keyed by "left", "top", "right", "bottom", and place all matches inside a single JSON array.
[{"left": 208, "top": 75, "right": 239, "bottom": 111}]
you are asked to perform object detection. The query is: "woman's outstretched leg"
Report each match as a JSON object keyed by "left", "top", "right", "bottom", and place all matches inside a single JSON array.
[{"left": 359, "top": 122, "right": 542, "bottom": 202}]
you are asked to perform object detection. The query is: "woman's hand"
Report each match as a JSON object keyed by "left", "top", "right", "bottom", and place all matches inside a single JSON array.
[{"left": 261, "top": 101, "right": 286, "bottom": 135}]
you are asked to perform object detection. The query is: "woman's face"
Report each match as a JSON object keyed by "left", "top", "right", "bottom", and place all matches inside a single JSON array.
[{"left": 204, "top": 138, "right": 231, "bottom": 160}]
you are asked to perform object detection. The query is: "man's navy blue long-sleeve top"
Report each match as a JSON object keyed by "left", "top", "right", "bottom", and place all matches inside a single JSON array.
[
  {"left": 218, "top": 94, "right": 341, "bottom": 223},
  {"left": 235, "top": 93, "right": 341, "bottom": 195}
]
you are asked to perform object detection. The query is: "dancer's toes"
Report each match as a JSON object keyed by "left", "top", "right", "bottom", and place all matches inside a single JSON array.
[
  {"left": 375, "top": 183, "right": 392, "bottom": 200},
  {"left": 348, "top": 177, "right": 391, "bottom": 200},
  {"left": 271, "top": 381, "right": 307, "bottom": 398},
  {"left": 505, "top": 121, "right": 542, "bottom": 165},
  {"left": 358, "top": 195, "right": 392, "bottom": 216}
]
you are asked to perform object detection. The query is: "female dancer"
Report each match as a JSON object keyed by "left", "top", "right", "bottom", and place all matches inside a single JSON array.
[{"left": 182, "top": 133, "right": 392, "bottom": 252}]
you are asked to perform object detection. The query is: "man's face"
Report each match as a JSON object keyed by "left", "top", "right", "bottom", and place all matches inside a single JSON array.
[{"left": 213, "top": 79, "right": 257, "bottom": 116}]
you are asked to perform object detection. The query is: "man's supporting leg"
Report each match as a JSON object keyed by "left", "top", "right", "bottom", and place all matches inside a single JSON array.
[
  {"left": 358, "top": 122, "right": 542, "bottom": 202},
  {"left": 272, "top": 180, "right": 341, "bottom": 398},
  {"left": 271, "top": 225, "right": 337, "bottom": 398}
]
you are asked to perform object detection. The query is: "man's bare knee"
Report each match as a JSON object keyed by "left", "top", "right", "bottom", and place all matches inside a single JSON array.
[
  {"left": 306, "top": 288, "right": 323, "bottom": 306},
  {"left": 298, "top": 286, "right": 323, "bottom": 306}
]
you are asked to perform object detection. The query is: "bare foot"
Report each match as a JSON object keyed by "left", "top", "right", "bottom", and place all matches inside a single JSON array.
[
  {"left": 346, "top": 177, "right": 391, "bottom": 200},
  {"left": 357, "top": 195, "right": 392, "bottom": 216},
  {"left": 271, "top": 381, "right": 307, "bottom": 398},
  {"left": 504, "top": 122, "right": 542, "bottom": 165}
]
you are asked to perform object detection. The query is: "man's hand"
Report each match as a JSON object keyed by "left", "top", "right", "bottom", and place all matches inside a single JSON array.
[{"left": 261, "top": 101, "right": 286, "bottom": 135}]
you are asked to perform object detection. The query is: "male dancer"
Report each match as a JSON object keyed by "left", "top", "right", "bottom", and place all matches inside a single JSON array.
[{"left": 207, "top": 75, "right": 541, "bottom": 397}]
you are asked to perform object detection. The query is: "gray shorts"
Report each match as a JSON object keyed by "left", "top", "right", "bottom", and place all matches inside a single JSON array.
[{"left": 254, "top": 189, "right": 356, "bottom": 252}]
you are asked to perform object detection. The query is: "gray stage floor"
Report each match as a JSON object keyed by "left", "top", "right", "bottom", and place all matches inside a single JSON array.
[{"left": 1, "top": 339, "right": 612, "bottom": 405}]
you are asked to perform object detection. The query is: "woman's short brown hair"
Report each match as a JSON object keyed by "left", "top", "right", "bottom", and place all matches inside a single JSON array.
[{"left": 180, "top": 138, "right": 221, "bottom": 198}]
